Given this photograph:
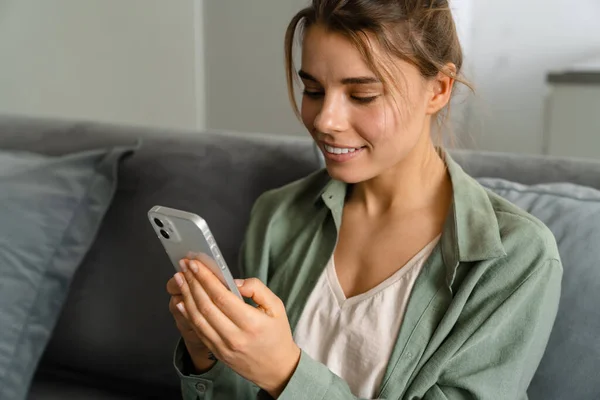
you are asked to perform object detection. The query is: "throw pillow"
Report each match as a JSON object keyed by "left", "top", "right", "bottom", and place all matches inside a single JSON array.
[{"left": 0, "top": 145, "right": 135, "bottom": 400}]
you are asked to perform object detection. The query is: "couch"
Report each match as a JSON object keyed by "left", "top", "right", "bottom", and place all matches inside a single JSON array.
[{"left": 0, "top": 114, "right": 598, "bottom": 400}]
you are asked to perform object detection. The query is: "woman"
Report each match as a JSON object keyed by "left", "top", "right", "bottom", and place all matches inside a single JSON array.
[{"left": 167, "top": 1, "right": 562, "bottom": 399}]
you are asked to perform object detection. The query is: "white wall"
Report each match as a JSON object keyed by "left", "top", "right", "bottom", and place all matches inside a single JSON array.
[
  {"left": 451, "top": 0, "right": 473, "bottom": 60},
  {"left": 0, "top": 0, "right": 202, "bottom": 130},
  {"left": 545, "top": 84, "right": 600, "bottom": 159},
  {"left": 468, "top": 0, "right": 600, "bottom": 154},
  {"left": 203, "top": 0, "right": 307, "bottom": 136},
  {"left": 447, "top": 0, "right": 474, "bottom": 147}
]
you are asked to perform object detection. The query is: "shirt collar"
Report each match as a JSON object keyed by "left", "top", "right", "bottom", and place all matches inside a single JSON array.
[
  {"left": 440, "top": 151, "right": 507, "bottom": 287},
  {"left": 315, "top": 151, "right": 507, "bottom": 285}
]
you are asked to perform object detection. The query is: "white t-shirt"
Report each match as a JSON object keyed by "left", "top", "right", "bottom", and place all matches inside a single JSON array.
[{"left": 293, "top": 236, "right": 440, "bottom": 398}]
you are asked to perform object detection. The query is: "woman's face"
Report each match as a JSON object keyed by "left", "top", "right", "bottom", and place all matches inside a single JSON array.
[{"left": 300, "top": 24, "right": 436, "bottom": 183}]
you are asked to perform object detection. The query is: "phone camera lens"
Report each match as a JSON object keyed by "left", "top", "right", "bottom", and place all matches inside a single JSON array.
[
  {"left": 154, "top": 218, "right": 164, "bottom": 228},
  {"left": 160, "top": 229, "right": 170, "bottom": 239}
]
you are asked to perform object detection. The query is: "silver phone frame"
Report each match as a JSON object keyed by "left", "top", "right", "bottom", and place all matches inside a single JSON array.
[{"left": 148, "top": 205, "right": 242, "bottom": 299}]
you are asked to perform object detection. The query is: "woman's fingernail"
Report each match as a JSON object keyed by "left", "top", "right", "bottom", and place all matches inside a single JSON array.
[
  {"left": 176, "top": 302, "right": 186, "bottom": 314},
  {"left": 174, "top": 273, "right": 184, "bottom": 287},
  {"left": 179, "top": 260, "right": 188, "bottom": 272},
  {"left": 190, "top": 261, "right": 199, "bottom": 274},
  {"left": 234, "top": 279, "right": 244, "bottom": 287}
]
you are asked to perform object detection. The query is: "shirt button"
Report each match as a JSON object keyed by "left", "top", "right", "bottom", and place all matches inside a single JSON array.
[{"left": 195, "top": 382, "right": 206, "bottom": 393}]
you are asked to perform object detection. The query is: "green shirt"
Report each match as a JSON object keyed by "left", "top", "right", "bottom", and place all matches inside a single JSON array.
[{"left": 174, "top": 152, "right": 562, "bottom": 400}]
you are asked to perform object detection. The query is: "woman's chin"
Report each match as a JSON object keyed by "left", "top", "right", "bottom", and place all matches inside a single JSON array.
[
  {"left": 320, "top": 146, "right": 374, "bottom": 183},
  {"left": 325, "top": 163, "right": 369, "bottom": 184}
]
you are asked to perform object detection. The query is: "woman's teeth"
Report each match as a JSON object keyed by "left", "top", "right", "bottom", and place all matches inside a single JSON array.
[{"left": 324, "top": 145, "right": 361, "bottom": 154}]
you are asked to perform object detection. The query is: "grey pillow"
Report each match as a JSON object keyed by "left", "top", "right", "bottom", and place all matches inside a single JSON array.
[
  {"left": 0, "top": 146, "right": 135, "bottom": 400},
  {"left": 477, "top": 178, "right": 600, "bottom": 400}
]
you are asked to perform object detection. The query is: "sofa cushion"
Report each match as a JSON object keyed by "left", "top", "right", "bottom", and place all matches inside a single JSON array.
[
  {"left": 478, "top": 178, "right": 600, "bottom": 400},
  {"left": 0, "top": 146, "right": 134, "bottom": 400},
  {"left": 454, "top": 149, "right": 600, "bottom": 191},
  {"left": 27, "top": 372, "right": 178, "bottom": 400},
  {"left": 27, "top": 378, "right": 137, "bottom": 400}
]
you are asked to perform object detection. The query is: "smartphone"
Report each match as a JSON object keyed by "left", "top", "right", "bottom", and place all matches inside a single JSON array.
[{"left": 148, "top": 205, "right": 242, "bottom": 299}]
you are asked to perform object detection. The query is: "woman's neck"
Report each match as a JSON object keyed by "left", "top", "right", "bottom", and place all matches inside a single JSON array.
[{"left": 348, "top": 143, "right": 452, "bottom": 218}]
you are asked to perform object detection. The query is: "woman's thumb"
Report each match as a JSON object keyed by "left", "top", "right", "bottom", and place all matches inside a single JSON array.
[{"left": 235, "top": 278, "right": 281, "bottom": 317}]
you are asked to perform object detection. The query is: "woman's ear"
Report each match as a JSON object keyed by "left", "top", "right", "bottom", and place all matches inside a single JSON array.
[{"left": 426, "top": 63, "right": 457, "bottom": 115}]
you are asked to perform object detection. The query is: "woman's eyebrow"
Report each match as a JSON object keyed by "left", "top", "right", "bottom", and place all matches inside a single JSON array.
[
  {"left": 298, "top": 69, "right": 380, "bottom": 85},
  {"left": 298, "top": 70, "right": 320, "bottom": 83},
  {"left": 340, "top": 76, "right": 380, "bottom": 85}
]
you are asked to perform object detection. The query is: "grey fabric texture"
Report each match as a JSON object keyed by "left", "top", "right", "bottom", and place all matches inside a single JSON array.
[
  {"left": 478, "top": 178, "right": 600, "bottom": 400},
  {"left": 452, "top": 149, "right": 600, "bottom": 190},
  {"left": 27, "top": 371, "right": 177, "bottom": 400},
  {"left": 0, "top": 146, "right": 134, "bottom": 400},
  {"left": 27, "top": 378, "right": 137, "bottom": 400}
]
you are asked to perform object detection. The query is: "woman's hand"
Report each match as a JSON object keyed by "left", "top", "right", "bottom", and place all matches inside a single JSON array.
[
  {"left": 174, "top": 259, "right": 301, "bottom": 398},
  {"left": 166, "top": 276, "right": 216, "bottom": 372}
]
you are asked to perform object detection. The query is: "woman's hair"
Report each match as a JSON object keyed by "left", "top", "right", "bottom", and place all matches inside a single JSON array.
[{"left": 285, "top": 0, "right": 472, "bottom": 140}]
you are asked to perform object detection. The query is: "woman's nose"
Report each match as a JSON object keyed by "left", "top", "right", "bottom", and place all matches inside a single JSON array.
[{"left": 313, "top": 95, "right": 349, "bottom": 134}]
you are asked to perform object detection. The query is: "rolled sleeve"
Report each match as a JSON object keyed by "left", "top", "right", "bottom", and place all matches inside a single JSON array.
[
  {"left": 174, "top": 338, "right": 226, "bottom": 399},
  {"left": 277, "top": 350, "right": 335, "bottom": 400}
]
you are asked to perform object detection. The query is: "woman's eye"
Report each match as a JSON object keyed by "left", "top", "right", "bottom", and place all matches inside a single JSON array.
[
  {"left": 303, "top": 90, "right": 324, "bottom": 99},
  {"left": 351, "top": 95, "right": 380, "bottom": 104}
]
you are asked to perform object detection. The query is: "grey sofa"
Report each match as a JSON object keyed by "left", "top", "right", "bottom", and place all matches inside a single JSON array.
[{"left": 0, "top": 115, "right": 598, "bottom": 400}]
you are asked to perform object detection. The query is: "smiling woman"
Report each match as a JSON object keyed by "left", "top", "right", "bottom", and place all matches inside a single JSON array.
[
  {"left": 168, "top": 1, "right": 562, "bottom": 399},
  {"left": 285, "top": 9, "right": 467, "bottom": 186}
]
